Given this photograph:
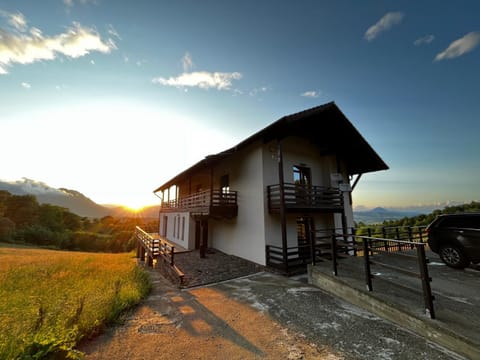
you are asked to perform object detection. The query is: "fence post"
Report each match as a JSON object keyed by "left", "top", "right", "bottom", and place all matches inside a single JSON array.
[
  {"left": 382, "top": 227, "right": 389, "bottom": 252},
  {"left": 417, "top": 245, "right": 435, "bottom": 319},
  {"left": 408, "top": 227, "right": 415, "bottom": 249},
  {"left": 363, "top": 238, "right": 373, "bottom": 291},
  {"left": 331, "top": 233, "right": 338, "bottom": 276},
  {"left": 351, "top": 227, "right": 357, "bottom": 256},
  {"left": 310, "top": 230, "right": 316, "bottom": 265},
  {"left": 170, "top": 246, "right": 175, "bottom": 266},
  {"left": 395, "top": 227, "right": 402, "bottom": 251},
  {"left": 367, "top": 228, "right": 373, "bottom": 255}
]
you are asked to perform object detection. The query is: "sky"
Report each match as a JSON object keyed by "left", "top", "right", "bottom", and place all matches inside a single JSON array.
[{"left": 1, "top": 0, "right": 479, "bottom": 210}]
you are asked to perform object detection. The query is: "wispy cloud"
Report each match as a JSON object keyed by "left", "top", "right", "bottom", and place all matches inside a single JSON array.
[
  {"left": 0, "top": 11, "right": 116, "bottom": 74},
  {"left": 434, "top": 32, "right": 480, "bottom": 61},
  {"left": 301, "top": 90, "right": 320, "bottom": 98},
  {"left": 21, "top": 82, "right": 31, "bottom": 89},
  {"left": 364, "top": 12, "right": 404, "bottom": 41},
  {"left": 414, "top": 34, "right": 435, "bottom": 46},
  {"left": 249, "top": 86, "right": 270, "bottom": 96},
  {"left": 181, "top": 52, "right": 194, "bottom": 72},
  {"left": 0, "top": 10, "right": 27, "bottom": 31},
  {"left": 153, "top": 53, "right": 242, "bottom": 91},
  {"left": 106, "top": 24, "right": 121, "bottom": 40},
  {"left": 153, "top": 71, "right": 242, "bottom": 90},
  {"left": 63, "top": 0, "right": 95, "bottom": 9}
]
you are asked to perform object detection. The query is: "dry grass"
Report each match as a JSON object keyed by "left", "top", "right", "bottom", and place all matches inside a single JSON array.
[{"left": 0, "top": 245, "right": 150, "bottom": 359}]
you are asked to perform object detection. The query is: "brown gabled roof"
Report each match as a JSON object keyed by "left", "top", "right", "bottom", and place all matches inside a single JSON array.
[{"left": 154, "top": 102, "right": 388, "bottom": 192}]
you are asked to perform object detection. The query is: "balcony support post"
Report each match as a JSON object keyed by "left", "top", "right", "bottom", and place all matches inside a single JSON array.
[
  {"left": 277, "top": 140, "right": 288, "bottom": 272},
  {"left": 210, "top": 167, "right": 214, "bottom": 207}
]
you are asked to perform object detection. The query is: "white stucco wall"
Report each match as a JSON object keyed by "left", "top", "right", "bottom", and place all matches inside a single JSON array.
[
  {"left": 209, "top": 141, "right": 267, "bottom": 265},
  {"left": 158, "top": 211, "right": 194, "bottom": 250}
]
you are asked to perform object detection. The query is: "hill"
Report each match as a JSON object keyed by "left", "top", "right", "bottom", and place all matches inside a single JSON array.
[
  {"left": 0, "top": 178, "right": 111, "bottom": 218},
  {"left": 354, "top": 207, "right": 423, "bottom": 224}
]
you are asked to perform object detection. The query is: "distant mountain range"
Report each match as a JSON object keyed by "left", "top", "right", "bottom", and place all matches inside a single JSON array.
[
  {"left": 353, "top": 207, "right": 424, "bottom": 224},
  {"left": 0, "top": 178, "right": 159, "bottom": 218}
]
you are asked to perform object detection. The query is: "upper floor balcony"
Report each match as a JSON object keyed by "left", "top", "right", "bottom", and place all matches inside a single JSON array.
[
  {"left": 267, "top": 183, "right": 344, "bottom": 213},
  {"left": 161, "top": 189, "right": 238, "bottom": 219}
]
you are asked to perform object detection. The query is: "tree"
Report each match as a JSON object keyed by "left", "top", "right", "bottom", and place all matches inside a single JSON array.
[
  {"left": 38, "top": 204, "right": 66, "bottom": 232},
  {"left": 5, "top": 195, "right": 39, "bottom": 228},
  {"left": 0, "top": 190, "right": 11, "bottom": 217}
]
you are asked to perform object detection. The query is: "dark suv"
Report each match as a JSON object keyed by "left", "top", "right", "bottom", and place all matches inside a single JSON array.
[{"left": 426, "top": 213, "right": 480, "bottom": 268}]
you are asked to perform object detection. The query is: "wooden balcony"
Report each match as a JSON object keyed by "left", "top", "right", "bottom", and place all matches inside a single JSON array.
[
  {"left": 267, "top": 183, "right": 343, "bottom": 213},
  {"left": 161, "top": 189, "right": 238, "bottom": 219}
]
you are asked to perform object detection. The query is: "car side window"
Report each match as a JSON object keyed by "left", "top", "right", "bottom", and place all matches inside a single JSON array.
[
  {"left": 438, "top": 218, "right": 458, "bottom": 228},
  {"left": 440, "top": 216, "right": 480, "bottom": 229},
  {"left": 459, "top": 217, "right": 480, "bottom": 229}
]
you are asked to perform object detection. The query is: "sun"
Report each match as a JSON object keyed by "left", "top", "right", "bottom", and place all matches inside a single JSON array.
[{"left": 122, "top": 203, "right": 147, "bottom": 213}]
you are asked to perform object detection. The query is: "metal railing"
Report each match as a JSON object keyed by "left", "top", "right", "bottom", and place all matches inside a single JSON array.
[{"left": 325, "top": 231, "right": 435, "bottom": 319}]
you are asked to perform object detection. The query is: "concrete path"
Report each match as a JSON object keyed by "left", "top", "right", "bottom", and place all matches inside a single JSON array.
[
  {"left": 81, "top": 265, "right": 469, "bottom": 359},
  {"left": 212, "top": 272, "right": 466, "bottom": 360}
]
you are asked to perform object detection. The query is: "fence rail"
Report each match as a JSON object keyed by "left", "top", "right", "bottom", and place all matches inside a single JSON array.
[
  {"left": 135, "top": 226, "right": 184, "bottom": 284},
  {"left": 161, "top": 189, "right": 238, "bottom": 211}
]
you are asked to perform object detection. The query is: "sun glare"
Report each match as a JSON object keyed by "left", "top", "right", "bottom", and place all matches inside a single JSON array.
[{"left": 123, "top": 203, "right": 147, "bottom": 213}]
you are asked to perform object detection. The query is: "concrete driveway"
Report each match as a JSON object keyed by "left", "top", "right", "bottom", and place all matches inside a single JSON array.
[
  {"left": 80, "top": 266, "right": 467, "bottom": 359},
  {"left": 210, "top": 272, "right": 465, "bottom": 360}
]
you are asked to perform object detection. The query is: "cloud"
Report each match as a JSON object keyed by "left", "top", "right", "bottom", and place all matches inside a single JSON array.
[
  {"left": 181, "top": 52, "right": 194, "bottom": 72},
  {"left": 153, "top": 71, "right": 242, "bottom": 90},
  {"left": 0, "top": 10, "right": 27, "bottom": 31},
  {"left": 414, "top": 34, "right": 435, "bottom": 46},
  {"left": 0, "top": 12, "right": 116, "bottom": 74},
  {"left": 107, "top": 24, "right": 121, "bottom": 39},
  {"left": 301, "top": 90, "right": 320, "bottom": 98},
  {"left": 21, "top": 82, "right": 31, "bottom": 89},
  {"left": 249, "top": 86, "right": 270, "bottom": 96},
  {"left": 364, "top": 12, "right": 404, "bottom": 41},
  {"left": 434, "top": 32, "right": 480, "bottom": 61},
  {"left": 153, "top": 53, "right": 242, "bottom": 91},
  {"left": 63, "top": 0, "right": 95, "bottom": 8},
  {"left": 0, "top": 178, "right": 67, "bottom": 196}
]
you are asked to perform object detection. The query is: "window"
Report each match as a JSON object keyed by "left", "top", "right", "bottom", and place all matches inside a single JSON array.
[
  {"left": 162, "top": 216, "right": 167, "bottom": 237},
  {"left": 173, "top": 216, "right": 177, "bottom": 237},
  {"left": 181, "top": 217, "right": 185, "bottom": 240},
  {"left": 293, "top": 165, "right": 311, "bottom": 186},
  {"left": 220, "top": 174, "right": 229, "bottom": 194},
  {"left": 177, "top": 215, "right": 180, "bottom": 238}
]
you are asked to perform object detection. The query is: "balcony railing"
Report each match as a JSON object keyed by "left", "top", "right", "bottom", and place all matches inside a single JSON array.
[
  {"left": 161, "top": 189, "right": 238, "bottom": 218},
  {"left": 267, "top": 183, "right": 343, "bottom": 213}
]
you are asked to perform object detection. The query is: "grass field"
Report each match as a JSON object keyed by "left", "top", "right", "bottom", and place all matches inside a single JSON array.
[{"left": 0, "top": 245, "right": 151, "bottom": 359}]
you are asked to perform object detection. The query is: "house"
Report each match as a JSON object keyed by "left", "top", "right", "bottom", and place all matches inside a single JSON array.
[{"left": 152, "top": 102, "right": 388, "bottom": 273}]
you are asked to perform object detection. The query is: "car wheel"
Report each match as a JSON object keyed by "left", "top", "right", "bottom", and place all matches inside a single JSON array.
[{"left": 439, "top": 245, "right": 469, "bottom": 269}]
